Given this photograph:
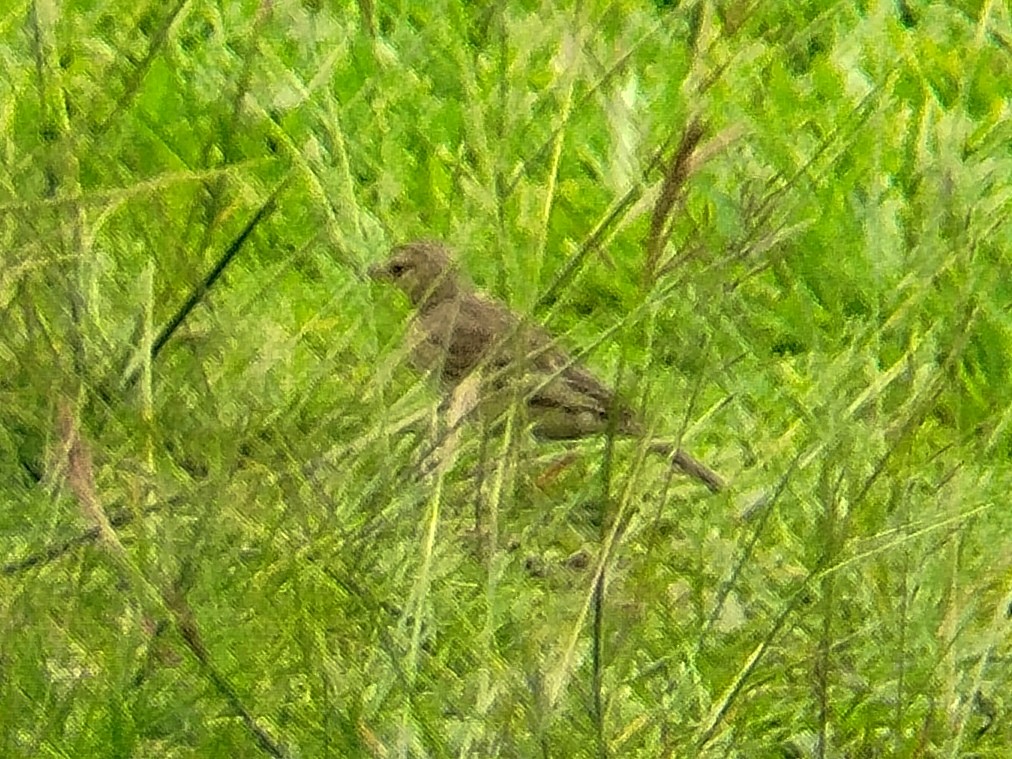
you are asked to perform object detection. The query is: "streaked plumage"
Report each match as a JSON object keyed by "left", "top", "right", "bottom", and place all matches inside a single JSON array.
[{"left": 369, "top": 240, "right": 724, "bottom": 491}]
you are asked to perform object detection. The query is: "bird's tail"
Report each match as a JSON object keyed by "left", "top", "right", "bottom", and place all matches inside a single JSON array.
[{"left": 648, "top": 442, "right": 725, "bottom": 493}]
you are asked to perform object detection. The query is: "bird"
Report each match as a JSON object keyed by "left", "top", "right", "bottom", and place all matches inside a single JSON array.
[{"left": 368, "top": 239, "right": 725, "bottom": 492}]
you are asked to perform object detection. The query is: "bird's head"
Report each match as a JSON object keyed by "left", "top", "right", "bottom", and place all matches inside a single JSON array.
[{"left": 369, "top": 240, "right": 461, "bottom": 308}]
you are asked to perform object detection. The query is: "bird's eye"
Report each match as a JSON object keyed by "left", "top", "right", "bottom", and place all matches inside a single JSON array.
[{"left": 389, "top": 264, "right": 406, "bottom": 276}]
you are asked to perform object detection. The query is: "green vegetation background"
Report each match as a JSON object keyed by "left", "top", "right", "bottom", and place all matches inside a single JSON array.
[{"left": 2, "top": 0, "right": 1011, "bottom": 756}]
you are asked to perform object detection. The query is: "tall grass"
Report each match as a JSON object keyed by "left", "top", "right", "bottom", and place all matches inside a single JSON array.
[{"left": 2, "top": 0, "right": 1010, "bottom": 756}]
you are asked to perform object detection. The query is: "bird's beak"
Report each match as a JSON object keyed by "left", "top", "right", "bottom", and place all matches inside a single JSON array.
[{"left": 367, "top": 262, "right": 387, "bottom": 281}]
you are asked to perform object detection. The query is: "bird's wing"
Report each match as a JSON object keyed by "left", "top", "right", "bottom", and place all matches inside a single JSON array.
[
  {"left": 417, "top": 292, "right": 638, "bottom": 437},
  {"left": 519, "top": 321, "right": 646, "bottom": 437},
  {"left": 416, "top": 295, "right": 517, "bottom": 385}
]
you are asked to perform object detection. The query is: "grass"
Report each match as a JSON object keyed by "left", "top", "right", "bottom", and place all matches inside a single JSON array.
[{"left": 2, "top": 0, "right": 1011, "bottom": 756}]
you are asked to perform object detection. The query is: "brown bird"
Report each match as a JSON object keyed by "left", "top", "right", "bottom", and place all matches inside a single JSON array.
[{"left": 369, "top": 240, "right": 725, "bottom": 492}]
